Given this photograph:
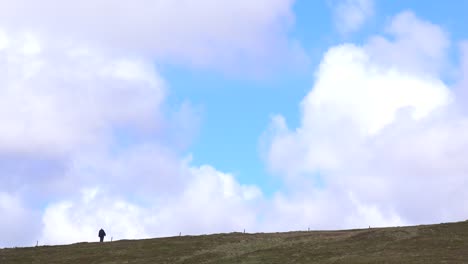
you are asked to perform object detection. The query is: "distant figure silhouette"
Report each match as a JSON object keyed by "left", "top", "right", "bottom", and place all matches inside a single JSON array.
[{"left": 98, "top": 228, "right": 106, "bottom": 242}]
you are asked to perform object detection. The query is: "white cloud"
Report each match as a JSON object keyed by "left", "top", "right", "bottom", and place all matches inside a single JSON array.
[
  {"left": 41, "top": 193, "right": 151, "bottom": 244},
  {"left": 264, "top": 11, "right": 468, "bottom": 229},
  {"left": 0, "top": 193, "right": 41, "bottom": 247},
  {"left": 0, "top": 0, "right": 301, "bottom": 71},
  {"left": 304, "top": 44, "right": 451, "bottom": 135},
  {"left": 0, "top": 1, "right": 280, "bottom": 247},
  {"left": 332, "top": 0, "right": 374, "bottom": 34},
  {"left": 40, "top": 165, "right": 262, "bottom": 245},
  {"left": 0, "top": 28, "right": 185, "bottom": 247},
  {"left": 366, "top": 11, "right": 450, "bottom": 76},
  {"left": 0, "top": 29, "right": 262, "bottom": 245},
  {"left": 455, "top": 41, "right": 468, "bottom": 109},
  {"left": 261, "top": 190, "right": 404, "bottom": 232},
  {"left": 0, "top": 30, "right": 165, "bottom": 156},
  {"left": 0, "top": 1, "right": 290, "bottom": 248}
]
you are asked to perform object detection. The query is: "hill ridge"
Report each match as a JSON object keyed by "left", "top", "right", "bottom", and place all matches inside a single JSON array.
[{"left": 2, "top": 220, "right": 468, "bottom": 263}]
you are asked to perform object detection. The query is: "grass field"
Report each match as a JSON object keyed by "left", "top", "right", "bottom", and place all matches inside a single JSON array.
[{"left": 2, "top": 221, "right": 468, "bottom": 263}]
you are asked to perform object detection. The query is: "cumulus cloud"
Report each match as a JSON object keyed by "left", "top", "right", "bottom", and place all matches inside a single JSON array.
[
  {"left": 0, "top": 30, "right": 173, "bottom": 208},
  {"left": 264, "top": 11, "right": 468, "bottom": 229},
  {"left": 0, "top": 30, "right": 165, "bottom": 156},
  {"left": 40, "top": 165, "right": 262, "bottom": 245},
  {"left": 0, "top": 0, "right": 302, "bottom": 71},
  {"left": 0, "top": 27, "right": 262, "bottom": 247},
  {"left": 331, "top": 0, "right": 374, "bottom": 34},
  {"left": 0, "top": 29, "right": 162, "bottom": 247},
  {"left": 366, "top": 11, "right": 451, "bottom": 76}
]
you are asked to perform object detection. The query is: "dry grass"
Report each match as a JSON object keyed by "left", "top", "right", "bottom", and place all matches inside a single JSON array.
[{"left": 2, "top": 221, "right": 468, "bottom": 263}]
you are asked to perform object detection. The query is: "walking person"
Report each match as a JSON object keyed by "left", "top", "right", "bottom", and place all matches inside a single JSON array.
[{"left": 98, "top": 228, "right": 106, "bottom": 242}]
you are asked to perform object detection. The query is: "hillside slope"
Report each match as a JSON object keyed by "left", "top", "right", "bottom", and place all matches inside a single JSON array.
[{"left": 2, "top": 221, "right": 468, "bottom": 263}]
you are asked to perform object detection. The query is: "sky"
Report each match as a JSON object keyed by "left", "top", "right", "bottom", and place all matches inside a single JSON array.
[{"left": 1, "top": 0, "right": 468, "bottom": 247}]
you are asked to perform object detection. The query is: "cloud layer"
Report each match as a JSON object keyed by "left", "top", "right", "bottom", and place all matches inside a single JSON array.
[
  {"left": 0, "top": 30, "right": 165, "bottom": 156},
  {"left": 40, "top": 164, "right": 262, "bottom": 245},
  {"left": 265, "top": 11, "right": 468, "bottom": 229},
  {"left": 2, "top": 2, "right": 468, "bottom": 249},
  {"left": 0, "top": 25, "right": 264, "bottom": 246},
  {"left": 0, "top": 0, "right": 300, "bottom": 70}
]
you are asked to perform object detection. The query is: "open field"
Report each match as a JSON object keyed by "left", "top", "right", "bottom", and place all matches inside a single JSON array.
[{"left": 2, "top": 221, "right": 468, "bottom": 263}]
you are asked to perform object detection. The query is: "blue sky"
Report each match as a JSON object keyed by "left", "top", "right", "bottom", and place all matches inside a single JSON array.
[
  {"left": 163, "top": 1, "right": 337, "bottom": 194},
  {"left": 1, "top": 0, "right": 468, "bottom": 247},
  {"left": 163, "top": 65, "right": 310, "bottom": 194}
]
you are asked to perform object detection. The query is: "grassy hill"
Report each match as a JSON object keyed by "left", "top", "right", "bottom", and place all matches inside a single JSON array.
[{"left": 2, "top": 221, "right": 468, "bottom": 263}]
